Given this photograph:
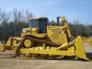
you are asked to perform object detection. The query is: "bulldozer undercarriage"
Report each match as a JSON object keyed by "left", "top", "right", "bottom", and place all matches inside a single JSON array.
[{"left": 14, "top": 36, "right": 89, "bottom": 61}]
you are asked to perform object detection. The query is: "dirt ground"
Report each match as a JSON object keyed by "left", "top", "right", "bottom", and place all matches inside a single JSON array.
[{"left": 0, "top": 42, "right": 92, "bottom": 69}]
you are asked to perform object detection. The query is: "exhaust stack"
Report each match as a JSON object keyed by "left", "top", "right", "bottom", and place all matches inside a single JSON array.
[{"left": 57, "top": 16, "right": 60, "bottom": 26}]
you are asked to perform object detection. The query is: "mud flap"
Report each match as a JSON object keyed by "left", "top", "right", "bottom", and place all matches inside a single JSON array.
[{"left": 74, "top": 36, "right": 89, "bottom": 61}]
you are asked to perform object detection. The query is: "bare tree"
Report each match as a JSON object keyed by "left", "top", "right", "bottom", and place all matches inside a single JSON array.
[
  {"left": 13, "top": 9, "right": 34, "bottom": 23},
  {"left": 0, "top": 9, "right": 11, "bottom": 25},
  {"left": 25, "top": 11, "right": 34, "bottom": 19},
  {"left": 0, "top": 9, "right": 11, "bottom": 40},
  {"left": 13, "top": 9, "right": 25, "bottom": 23}
]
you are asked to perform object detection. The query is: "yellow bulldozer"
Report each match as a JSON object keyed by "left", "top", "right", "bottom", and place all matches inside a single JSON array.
[{"left": 0, "top": 16, "right": 89, "bottom": 61}]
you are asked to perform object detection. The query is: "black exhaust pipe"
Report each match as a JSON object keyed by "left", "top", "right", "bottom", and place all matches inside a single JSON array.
[{"left": 57, "top": 16, "right": 60, "bottom": 26}]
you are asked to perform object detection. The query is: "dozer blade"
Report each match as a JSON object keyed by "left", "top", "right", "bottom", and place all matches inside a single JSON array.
[{"left": 74, "top": 36, "right": 89, "bottom": 61}]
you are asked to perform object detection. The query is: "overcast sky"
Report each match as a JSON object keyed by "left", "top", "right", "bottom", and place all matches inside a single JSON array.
[{"left": 0, "top": 0, "right": 92, "bottom": 24}]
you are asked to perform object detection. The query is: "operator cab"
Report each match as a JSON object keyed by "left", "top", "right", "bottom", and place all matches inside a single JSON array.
[{"left": 28, "top": 17, "right": 48, "bottom": 33}]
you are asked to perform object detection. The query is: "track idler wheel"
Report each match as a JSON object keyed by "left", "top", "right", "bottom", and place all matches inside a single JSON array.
[{"left": 23, "top": 37, "right": 34, "bottom": 48}]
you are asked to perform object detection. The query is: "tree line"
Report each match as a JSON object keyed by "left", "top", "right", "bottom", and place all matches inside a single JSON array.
[
  {"left": 0, "top": 9, "right": 92, "bottom": 41},
  {"left": 0, "top": 9, "right": 32, "bottom": 40}
]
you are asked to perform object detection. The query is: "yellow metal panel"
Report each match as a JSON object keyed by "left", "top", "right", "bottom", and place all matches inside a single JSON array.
[
  {"left": 5, "top": 37, "right": 12, "bottom": 47},
  {"left": 20, "top": 46, "right": 75, "bottom": 56},
  {"left": 47, "top": 26, "right": 68, "bottom": 45},
  {"left": 74, "top": 36, "right": 89, "bottom": 60},
  {"left": 0, "top": 44, "right": 4, "bottom": 51},
  {"left": 60, "top": 16, "right": 71, "bottom": 38}
]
